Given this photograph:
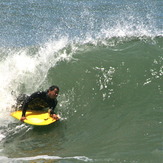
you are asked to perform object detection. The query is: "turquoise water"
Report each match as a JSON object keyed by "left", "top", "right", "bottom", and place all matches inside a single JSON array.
[{"left": 0, "top": 0, "right": 162, "bottom": 162}]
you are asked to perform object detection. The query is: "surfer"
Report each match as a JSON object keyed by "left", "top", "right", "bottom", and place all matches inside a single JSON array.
[{"left": 18, "top": 85, "right": 60, "bottom": 122}]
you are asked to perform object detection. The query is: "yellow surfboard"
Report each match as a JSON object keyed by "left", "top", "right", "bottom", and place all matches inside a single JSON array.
[{"left": 11, "top": 110, "right": 59, "bottom": 126}]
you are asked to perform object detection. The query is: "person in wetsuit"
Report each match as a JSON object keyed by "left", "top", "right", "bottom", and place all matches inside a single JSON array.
[{"left": 20, "top": 85, "right": 59, "bottom": 122}]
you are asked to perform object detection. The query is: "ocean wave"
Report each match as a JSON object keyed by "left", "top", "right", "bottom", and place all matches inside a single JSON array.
[{"left": 0, "top": 35, "right": 162, "bottom": 110}]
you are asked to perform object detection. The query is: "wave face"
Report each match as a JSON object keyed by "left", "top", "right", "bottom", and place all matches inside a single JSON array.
[{"left": 0, "top": 0, "right": 162, "bottom": 162}]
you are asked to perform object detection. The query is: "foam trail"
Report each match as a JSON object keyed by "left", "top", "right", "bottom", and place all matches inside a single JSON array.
[{"left": 0, "top": 155, "right": 93, "bottom": 162}]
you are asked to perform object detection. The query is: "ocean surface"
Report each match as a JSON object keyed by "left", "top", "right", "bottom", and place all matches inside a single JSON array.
[{"left": 0, "top": 0, "right": 162, "bottom": 162}]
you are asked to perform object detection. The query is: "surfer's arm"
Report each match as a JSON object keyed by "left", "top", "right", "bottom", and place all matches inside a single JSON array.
[
  {"left": 21, "top": 106, "right": 27, "bottom": 117},
  {"left": 21, "top": 98, "right": 29, "bottom": 117},
  {"left": 49, "top": 108, "right": 56, "bottom": 115},
  {"left": 20, "top": 98, "right": 28, "bottom": 121},
  {"left": 49, "top": 109, "right": 59, "bottom": 120},
  {"left": 49, "top": 100, "right": 59, "bottom": 120},
  {"left": 19, "top": 95, "right": 28, "bottom": 121},
  {"left": 49, "top": 108, "right": 59, "bottom": 120},
  {"left": 49, "top": 99, "right": 58, "bottom": 114},
  {"left": 21, "top": 105, "right": 28, "bottom": 121},
  {"left": 22, "top": 100, "right": 28, "bottom": 117}
]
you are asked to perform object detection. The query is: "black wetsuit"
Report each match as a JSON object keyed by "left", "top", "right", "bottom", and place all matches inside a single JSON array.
[{"left": 21, "top": 91, "right": 58, "bottom": 117}]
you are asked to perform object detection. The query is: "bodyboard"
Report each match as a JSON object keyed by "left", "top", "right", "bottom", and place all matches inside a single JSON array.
[{"left": 11, "top": 110, "right": 58, "bottom": 126}]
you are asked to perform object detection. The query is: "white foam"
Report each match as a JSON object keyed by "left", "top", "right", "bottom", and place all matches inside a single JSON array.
[
  {"left": 0, "top": 155, "right": 93, "bottom": 162},
  {"left": 0, "top": 134, "right": 5, "bottom": 142}
]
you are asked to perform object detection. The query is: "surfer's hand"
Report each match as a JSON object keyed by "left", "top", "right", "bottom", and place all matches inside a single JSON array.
[
  {"left": 52, "top": 114, "right": 59, "bottom": 120},
  {"left": 20, "top": 116, "right": 27, "bottom": 122}
]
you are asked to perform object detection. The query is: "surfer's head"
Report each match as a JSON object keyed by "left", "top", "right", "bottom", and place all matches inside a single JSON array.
[{"left": 48, "top": 85, "right": 59, "bottom": 99}]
